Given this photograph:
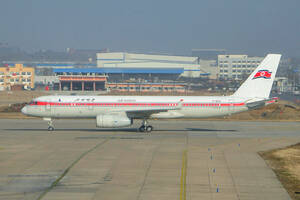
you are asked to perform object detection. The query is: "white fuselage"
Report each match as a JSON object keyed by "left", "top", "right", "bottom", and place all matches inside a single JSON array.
[
  {"left": 22, "top": 95, "right": 249, "bottom": 119},
  {"left": 21, "top": 54, "right": 281, "bottom": 131}
]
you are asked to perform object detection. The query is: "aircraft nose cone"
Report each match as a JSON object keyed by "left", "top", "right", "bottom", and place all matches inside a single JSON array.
[{"left": 21, "top": 106, "right": 27, "bottom": 114}]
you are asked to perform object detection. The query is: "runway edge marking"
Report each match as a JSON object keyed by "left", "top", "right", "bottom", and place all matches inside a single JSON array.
[{"left": 36, "top": 138, "right": 109, "bottom": 200}]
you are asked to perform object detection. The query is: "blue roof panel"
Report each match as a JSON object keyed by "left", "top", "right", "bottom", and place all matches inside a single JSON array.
[
  {"left": 37, "top": 63, "right": 74, "bottom": 67},
  {"left": 53, "top": 68, "right": 184, "bottom": 74}
]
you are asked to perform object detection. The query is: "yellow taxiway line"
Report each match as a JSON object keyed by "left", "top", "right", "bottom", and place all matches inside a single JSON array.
[{"left": 180, "top": 149, "right": 187, "bottom": 200}]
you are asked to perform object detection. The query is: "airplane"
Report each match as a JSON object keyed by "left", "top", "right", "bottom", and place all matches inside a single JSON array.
[{"left": 21, "top": 54, "right": 281, "bottom": 132}]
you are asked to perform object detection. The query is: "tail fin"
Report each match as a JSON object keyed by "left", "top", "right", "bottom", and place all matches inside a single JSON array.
[{"left": 232, "top": 54, "right": 281, "bottom": 99}]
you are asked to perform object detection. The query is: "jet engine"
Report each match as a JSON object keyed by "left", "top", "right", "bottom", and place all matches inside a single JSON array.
[{"left": 96, "top": 114, "right": 132, "bottom": 128}]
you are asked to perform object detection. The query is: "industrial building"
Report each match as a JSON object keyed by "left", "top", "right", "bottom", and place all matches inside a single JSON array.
[
  {"left": 96, "top": 52, "right": 209, "bottom": 78},
  {"left": 274, "top": 77, "right": 291, "bottom": 93},
  {"left": 107, "top": 83, "right": 187, "bottom": 93},
  {"left": 53, "top": 68, "right": 185, "bottom": 92},
  {"left": 0, "top": 64, "right": 34, "bottom": 90},
  {"left": 49, "top": 52, "right": 220, "bottom": 92},
  {"left": 217, "top": 55, "right": 263, "bottom": 80}
]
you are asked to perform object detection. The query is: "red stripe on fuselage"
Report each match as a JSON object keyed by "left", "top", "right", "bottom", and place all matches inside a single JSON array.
[{"left": 30, "top": 101, "right": 245, "bottom": 107}]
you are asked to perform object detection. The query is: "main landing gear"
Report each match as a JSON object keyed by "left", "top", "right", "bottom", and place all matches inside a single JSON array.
[{"left": 139, "top": 119, "right": 153, "bottom": 133}]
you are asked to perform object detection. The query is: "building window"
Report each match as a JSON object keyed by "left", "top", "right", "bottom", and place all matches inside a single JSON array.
[
  {"left": 0, "top": 79, "right": 3, "bottom": 82},
  {"left": 22, "top": 72, "right": 26, "bottom": 75},
  {"left": 232, "top": 65, "right": 236, "bottom": 68},
  {"left": 27, "top": 72, "right": 31, "bottom": 75},
  {"left": 219, "top": 64, "right": 223, "bottom": 67},
  {"left": 224, "top": 70, "right": 228, "bottom": 73},
  {"left": 232, "top": 70, "right": 236, "bottom": 72},
  {"left": 22, "top": 78, "right": 26, "bottom": 82},
  {"left": 10, "top": 79, "right": 14, "bottom": 82}
]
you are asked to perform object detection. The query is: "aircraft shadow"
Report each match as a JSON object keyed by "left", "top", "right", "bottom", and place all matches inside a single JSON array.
[{"left": 1, "top": 128, "right": 237, "bottom": 133}]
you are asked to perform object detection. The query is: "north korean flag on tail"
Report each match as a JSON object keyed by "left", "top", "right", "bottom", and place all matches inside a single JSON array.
[{"left": 252, "top": 70, "right": 272, "bottom": 79}]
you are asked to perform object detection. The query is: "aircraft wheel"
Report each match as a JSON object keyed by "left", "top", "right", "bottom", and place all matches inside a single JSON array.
[
  {"left": 48, "top": 126, "right": 54, "bottom": 131},
  {"left": 139, "top": 125, "right": 145, "bottom": 132},
  {"left": 146, "top": 126, "right": 153, "bottom": 132}
]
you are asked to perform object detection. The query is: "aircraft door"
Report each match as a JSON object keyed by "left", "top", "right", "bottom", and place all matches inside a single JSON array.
[
  {"left": 228, "top": 99, "right": 234, "bottom": 114},
  {"left": 45, "top": 99, "right": 52, "bottom": 115}
]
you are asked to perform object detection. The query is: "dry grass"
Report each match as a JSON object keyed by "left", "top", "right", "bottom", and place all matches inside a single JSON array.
[
  {"left": 259, "top": 143, "right": 300, "bottom": 200},
  {"left": 224, "top": 102, "right": 300, "bottom": 121},
  {"left": 0, "top": 91, "right": 46, "bottom": 105}
]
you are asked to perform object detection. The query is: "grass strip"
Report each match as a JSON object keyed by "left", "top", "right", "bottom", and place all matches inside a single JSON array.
[{"left": 259, "top": 143, "right": 300, "bottom": 200}]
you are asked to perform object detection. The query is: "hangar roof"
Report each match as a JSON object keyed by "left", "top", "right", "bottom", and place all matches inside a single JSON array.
[{"left": 53, "top": 68, "right": 184, "bottom": 74}]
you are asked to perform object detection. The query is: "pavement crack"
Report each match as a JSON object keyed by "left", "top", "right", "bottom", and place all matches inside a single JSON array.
[
  {"left": 36, "top": 138, "right": 109, "bottom": 200},
  {"left": 223, "top": 151, "right": 241, "bottom": 200},
  {"left": 136, "top": 141, "right": 161, "bottom": 200}
]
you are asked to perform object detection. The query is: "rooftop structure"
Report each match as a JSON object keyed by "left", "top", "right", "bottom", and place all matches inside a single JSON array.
[{"left": 53, "top": 67, "right": 184, "bottom": 74}]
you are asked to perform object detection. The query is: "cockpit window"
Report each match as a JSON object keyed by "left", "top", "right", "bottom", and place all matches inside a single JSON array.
[{"left": 29, "top": 101, "right": 38, "bottom": 105}]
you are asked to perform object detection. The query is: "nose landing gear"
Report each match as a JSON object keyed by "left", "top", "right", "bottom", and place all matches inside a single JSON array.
[
  {"left": 48, "top": 127, "right": 54, "bottom": 131},
  {"left": 43, "top": 118, "right": 54, "bottom": 131},
  {"left": 47, "top": 120, "right": 54, "bottom": 131},
  {"left": 139, "top": 119, "right": 153, "bottom": 132}
]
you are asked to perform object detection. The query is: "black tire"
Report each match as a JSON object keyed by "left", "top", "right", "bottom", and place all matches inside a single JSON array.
[
  {"left": 139, "top": 126, "right": 145, "bottom": 132},
  {"left": 146, "top": 126, "right": 153, "bottom": 132},
  {"left": 48, "top": 126, "right": 54, "bottom": 131}
]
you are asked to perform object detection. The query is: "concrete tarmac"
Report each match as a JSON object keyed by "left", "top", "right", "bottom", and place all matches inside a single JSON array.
[{"left": 0, "top": 119, "right": 299, "bottom": 200}]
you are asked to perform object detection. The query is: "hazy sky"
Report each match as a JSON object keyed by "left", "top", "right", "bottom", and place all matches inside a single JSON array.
[{"left": 1, "top": 0, "right": 300, "bottom": 56}]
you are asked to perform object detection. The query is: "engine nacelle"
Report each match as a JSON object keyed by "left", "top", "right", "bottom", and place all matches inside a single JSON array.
[{"left": 96, "top": 114, "right": 132, "bottom": 128}]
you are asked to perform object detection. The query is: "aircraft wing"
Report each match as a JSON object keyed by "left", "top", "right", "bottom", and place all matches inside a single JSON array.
[{"left": 120, "top": 99, "right": 184, "bottom": 119}]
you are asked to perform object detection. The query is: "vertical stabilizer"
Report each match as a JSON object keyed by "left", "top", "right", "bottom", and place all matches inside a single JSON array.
[{"left": 232, "top": 54, "right": 281, "bottom": 99}]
